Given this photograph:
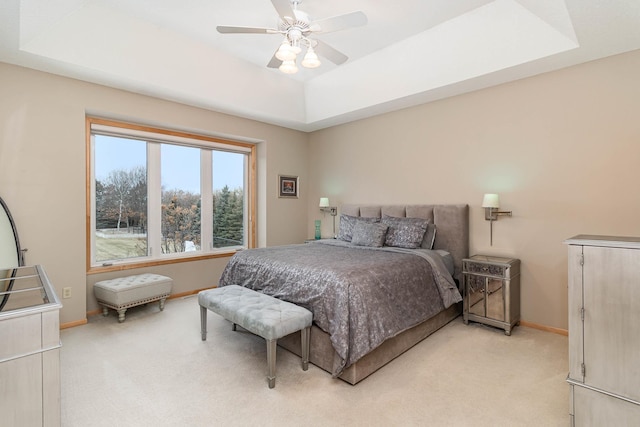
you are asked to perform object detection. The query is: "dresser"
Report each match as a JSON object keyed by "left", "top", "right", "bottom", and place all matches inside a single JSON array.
[
  {"left": 462, "top": 255, "right": 520, "bottom": 335},
  {"left": 565, "top": 235, "right": 640, "bottom": 425},
  {"left": 0, "top": 265, "right": 62, "bottom": 427}
]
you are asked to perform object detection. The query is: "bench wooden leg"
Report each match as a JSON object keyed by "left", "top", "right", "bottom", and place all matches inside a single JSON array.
[
  {"left": 117, "top": 309, "right": 126, "bottom": 323},
  {"left": 267, "top": 338, "right": 277, "bottom": 388},
  {"left": 301, "top": 326, "right": 310, "bottom": 371},
  {"left": 200, "top": 306, "right": 207, "bottom": 341}
]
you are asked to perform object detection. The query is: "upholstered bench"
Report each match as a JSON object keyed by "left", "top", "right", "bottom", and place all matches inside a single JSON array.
[
  {"left": 94, "top": 273, "right": 173, "bottom": 323},
  {"left": 198, "top": 285, "right": 312, "bottom": 388}
]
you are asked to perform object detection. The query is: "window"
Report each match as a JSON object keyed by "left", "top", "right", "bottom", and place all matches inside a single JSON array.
[{"left": 87, "top": 117, "right": 255, "bottom": 272}]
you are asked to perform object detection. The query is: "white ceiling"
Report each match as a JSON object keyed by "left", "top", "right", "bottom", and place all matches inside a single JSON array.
[{"left": 1, "top": 0, "right": 639, "bottom": 131}]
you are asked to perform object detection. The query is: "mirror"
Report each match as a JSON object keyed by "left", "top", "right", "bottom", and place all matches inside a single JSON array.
[
  {"left": 0, "top": 196, "right": 24, "bottom": 311},
  {"left": 0, "top": 196, "right": 23, "bottom": 269}
]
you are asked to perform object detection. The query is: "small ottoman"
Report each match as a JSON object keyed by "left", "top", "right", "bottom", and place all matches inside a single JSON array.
[
  {"left": 199, "top": 285, "right": 312, "bottom": 388},
  {"left": 94, "top": 273, "right": 173, "bottom": 322}
]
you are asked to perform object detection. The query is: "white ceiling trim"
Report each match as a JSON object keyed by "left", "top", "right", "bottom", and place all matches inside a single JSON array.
[{"left": 305, "top": 0, "right": 579, "bottom": 124}]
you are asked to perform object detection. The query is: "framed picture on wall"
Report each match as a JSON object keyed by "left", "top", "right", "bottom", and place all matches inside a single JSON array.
[{"left": 278, "top": 175, "right": 299, "bottom": 198}]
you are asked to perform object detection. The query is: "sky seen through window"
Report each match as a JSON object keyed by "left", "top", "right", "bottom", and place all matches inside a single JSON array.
[{"left": 95, "top": 135, "right": 244, "bottom": 193}]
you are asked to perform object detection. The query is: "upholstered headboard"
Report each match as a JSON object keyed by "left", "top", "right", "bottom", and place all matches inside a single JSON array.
[{"left": 340, "top": 204, "right": 469, "bottom": 282}]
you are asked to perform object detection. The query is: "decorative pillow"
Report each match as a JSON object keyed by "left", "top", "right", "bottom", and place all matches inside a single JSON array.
[
  {"left": 351, "top": 222, "right": 389, "bottom": 247},
  {"left": 337, "top": 214, "right": 380, "bottom": 242},
  {"left": 422, "top": 223, "right": 437, "bottom": 250},
  {"left": 381, "top": 215, "right": 430, "bottom": 249}
]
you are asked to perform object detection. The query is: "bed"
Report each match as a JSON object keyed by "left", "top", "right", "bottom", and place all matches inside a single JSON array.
[{"left": 218, "top": 204, "right": 469, "bottom": 384}]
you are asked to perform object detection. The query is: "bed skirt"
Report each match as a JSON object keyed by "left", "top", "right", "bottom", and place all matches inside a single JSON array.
[{"left": 278, "top": 302, "right": 462, "bottom": 385}]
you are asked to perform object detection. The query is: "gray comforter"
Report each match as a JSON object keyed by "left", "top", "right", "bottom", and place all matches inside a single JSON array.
[{"left": 218, "top": 239, "right": 462, "bottom": 376}]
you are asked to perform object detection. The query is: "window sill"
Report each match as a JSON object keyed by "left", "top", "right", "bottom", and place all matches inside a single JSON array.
[{"left": 87, "top": 250, "right": 239, "bottom": 275}]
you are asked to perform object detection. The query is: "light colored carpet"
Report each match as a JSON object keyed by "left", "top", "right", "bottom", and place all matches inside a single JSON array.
[{"left": 60, "top": 295, "right": 569, "bottom": 426}]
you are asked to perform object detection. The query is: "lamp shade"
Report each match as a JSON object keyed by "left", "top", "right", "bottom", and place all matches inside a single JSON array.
[
  {"left": 482, "top": 194, "right": 500, "bottom": 208},
  {"left": 319, "top": 197, "right": 330, "bottom": 208},
  {"left": 301, "top": 46, "right": 321, "bottom": 68},
  {"left": 279, "top": 59, "right": 298, "bottom": 74},
  {"left": 276, "top": 40, "right": 296, "bottom": 61}
]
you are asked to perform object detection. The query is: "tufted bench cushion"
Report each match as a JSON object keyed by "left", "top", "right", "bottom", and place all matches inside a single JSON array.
[
  {"left": 198, "top": 285, "right": 312, "bottom": 388},
  {"left": 94, "top": 273, "right": 173, "bottom": 323}
]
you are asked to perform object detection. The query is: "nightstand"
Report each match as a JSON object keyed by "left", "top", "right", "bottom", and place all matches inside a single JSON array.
[{"left": 462, "top": 255, "right": 521, "bottom": 335}]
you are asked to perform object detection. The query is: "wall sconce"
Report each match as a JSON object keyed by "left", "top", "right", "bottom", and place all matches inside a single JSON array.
[
  {"left": 319, "top": 197, "right": 338, "bottom": 238},
  {"left": 482, "top": 193, "right": 512, "bottom": 246}
]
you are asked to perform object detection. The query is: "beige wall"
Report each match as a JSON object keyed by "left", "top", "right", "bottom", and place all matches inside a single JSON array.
[
  {"left": 308, "top": 49, "right": 640, "bottom": 330},
  {"left": 3, "top": 49, "right": 639, "bottom": 330},
  {"left": 0, "top": 63, "right": 309, "bottom": 324}
]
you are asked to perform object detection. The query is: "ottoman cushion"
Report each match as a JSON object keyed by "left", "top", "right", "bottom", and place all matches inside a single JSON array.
[{"left": 198, "top": 285, "right": 312, "bottom": 340}]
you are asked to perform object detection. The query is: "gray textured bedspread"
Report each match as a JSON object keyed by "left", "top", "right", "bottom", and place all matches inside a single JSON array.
[{"left": 218, "top": 240, "right": 462, "bottom": 376}]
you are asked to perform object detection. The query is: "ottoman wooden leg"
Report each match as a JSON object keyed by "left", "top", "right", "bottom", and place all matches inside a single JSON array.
[
  {"left": 102, "top": 306, "right": 109, "bottom": 317},
  {"left": 117, "top": 309, "right": 127, "bottom": 323},
  {"left": 200, "top": 306, "right": 207, "bottom": 341},
  {"left": 267, "top": 338, "right": 277, "bottom": 389},
  {"left": 159, "top": 297, "right": 166, "bottom": 311},
  {"left": 301, "top": 326, "right": 310, "bottom": 371}
]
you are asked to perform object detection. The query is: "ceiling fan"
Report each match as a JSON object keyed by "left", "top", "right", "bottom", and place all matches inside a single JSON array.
[{"left": 217, "top": 0, "right": 367, "bottom": 74}]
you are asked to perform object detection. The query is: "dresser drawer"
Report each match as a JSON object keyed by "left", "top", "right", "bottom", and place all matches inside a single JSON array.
[{"left": 0, "top": 314, "right": 42, "bottom": 361}]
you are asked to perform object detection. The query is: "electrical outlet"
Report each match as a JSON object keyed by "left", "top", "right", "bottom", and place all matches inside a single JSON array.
[{"left": 62, "top": 287, "right": 72, "bottom": 299}]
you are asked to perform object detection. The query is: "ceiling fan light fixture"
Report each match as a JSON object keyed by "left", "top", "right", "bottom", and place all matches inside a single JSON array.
[
  {"left": 301, "top": 46, "right": 320, "bottom": 68},
  {"left": 279, "top": 59, "right": 298, "bottom": 74},
  {"left": 217, "top": 3, "right": 366, "bottom": 73}
]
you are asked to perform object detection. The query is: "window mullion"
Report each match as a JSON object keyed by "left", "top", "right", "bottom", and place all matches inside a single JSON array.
[
  {"left": 201, "top": 150, "right": 213, "bottom": 252},
  {"left": 243, "top": 155, "right": 250, "bottom": 247},
  {"left": 147, "top": 142, "right": 162, "bottom": 257}
]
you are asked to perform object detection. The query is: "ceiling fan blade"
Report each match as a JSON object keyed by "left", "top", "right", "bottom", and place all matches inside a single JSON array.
[
  {"left": 217, "top": 26, "right": 277, "bottom": 34},
  {"left": 267, "top": 52, "right": 282, "bottom": 69},
  {"left": 270, "top": 0, "right": 296, "bottom": 23},
  {"left": 310, "top": 11, "right": 367, "bottom": 34},
  {"left": 314, "top": 40, "right": 348, "bottom": 65}
]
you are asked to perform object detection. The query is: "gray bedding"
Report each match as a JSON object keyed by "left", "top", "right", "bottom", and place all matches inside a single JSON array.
[{"left": 218, "top": 239, "right": 462, "bottom": 377}]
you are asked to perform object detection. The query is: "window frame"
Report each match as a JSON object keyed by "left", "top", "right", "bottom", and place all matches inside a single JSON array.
[{"left": 86, "top": 117, "right": 256, "bottom": 274}]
